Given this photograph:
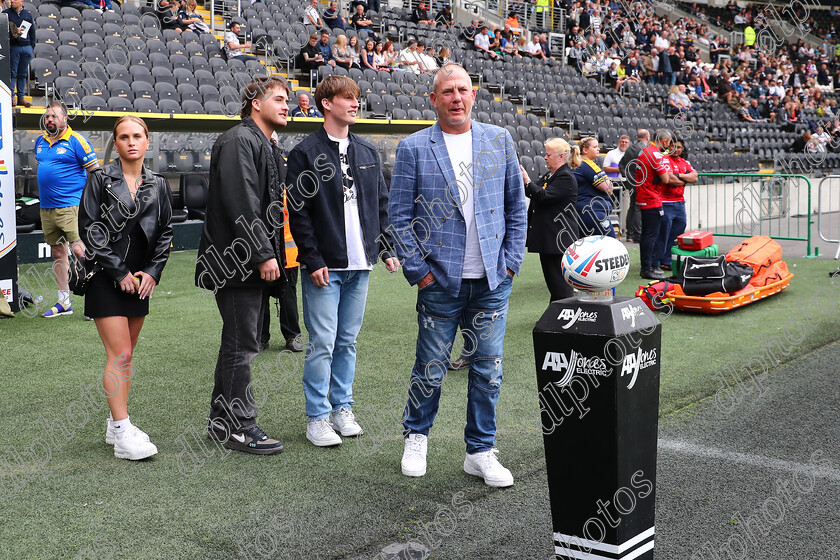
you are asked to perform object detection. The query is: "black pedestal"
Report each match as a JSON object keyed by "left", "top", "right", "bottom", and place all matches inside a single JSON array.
[{"left": 533, "top": 296, "right": 661, "bottom": 560}]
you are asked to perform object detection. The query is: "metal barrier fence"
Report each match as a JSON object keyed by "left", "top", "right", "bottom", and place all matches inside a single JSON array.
[
  {"left": 687, "top": 173, "right": 814, "bottom": 257},
  {"left": 817, "top": 175, "right": 840, "bottom": 259}
]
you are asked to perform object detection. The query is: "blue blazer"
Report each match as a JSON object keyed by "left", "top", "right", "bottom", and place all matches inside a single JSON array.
[{"left": 389, "top": 121, "right": 527, "bottom": 296}]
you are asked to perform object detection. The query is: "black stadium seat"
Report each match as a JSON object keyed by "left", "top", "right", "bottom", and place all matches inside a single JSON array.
[
  {"left": 133, "top": 98, "right": 158, "bottom": 113},
  {"left": 182, "top": 174, "right": 209, "bottom": 220}
]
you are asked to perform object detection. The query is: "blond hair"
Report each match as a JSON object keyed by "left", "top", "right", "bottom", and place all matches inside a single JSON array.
[{"left": 545, "top": 137, "right": 571, "bottom": 160}]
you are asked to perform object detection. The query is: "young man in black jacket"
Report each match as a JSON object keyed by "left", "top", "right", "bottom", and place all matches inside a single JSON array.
[
  {"left": 196, "top": 76, "right": 289, "bottom": 455},
  {"left": 286, "top": 75, "right": 399, "bottom": 447}
]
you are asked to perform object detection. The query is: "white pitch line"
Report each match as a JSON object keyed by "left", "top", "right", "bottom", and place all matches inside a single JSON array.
[{"left": 658, "top": 439, "right": 840, "bottom": 482}]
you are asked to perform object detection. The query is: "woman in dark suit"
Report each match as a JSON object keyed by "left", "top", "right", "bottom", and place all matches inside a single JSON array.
[
  {"left": 79, "top": 115, "right": 173, "bottom": 461},
  {"left": 521, "top": 138, "right": 580, "bottom": 301}
]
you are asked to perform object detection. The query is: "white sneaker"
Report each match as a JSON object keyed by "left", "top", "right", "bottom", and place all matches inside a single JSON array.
[
  {"left": 464, "top": 448, "right": 514, "bottom": 487},
  {"left": 105, "top": 418, "right": 150, "bottom": 445},
  {"left": 114, "top": 428, "right": 158, "bottom": 460},
  {"left": 330, "top": 407, "right": 363, "bottom": 437},
  {"left": 401, "top": 433, "right": 428, "bottom": 477},
  {"left": 306, "top": 418, "right": 342, "bottom": 447}
]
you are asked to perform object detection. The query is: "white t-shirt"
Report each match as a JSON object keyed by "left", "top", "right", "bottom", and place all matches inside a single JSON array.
[
  {"left": 603, "top": 147, "right": 625, "bottom": 178},
  {"left": 442, "top": 130, "right": 484, "bottom": 279},
  {"left": 420, "top": 52, "right": 438, "bottom": 72},
  {"left": 328, "top": 133, "right": 371, "bottom": 271},
  {"left": 526, "top": 41, "right": 542, "bottom": 55},
  {"left": 475, "top": 33, "right": 490, "bottom": 51}
]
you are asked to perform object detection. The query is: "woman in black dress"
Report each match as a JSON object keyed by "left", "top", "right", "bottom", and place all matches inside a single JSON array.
[
  {"left": 79, "top": 115, "right": 173, "bottom": 460},
  {"left": 521, "top": 138, "right": 580, "bottom": 301}
]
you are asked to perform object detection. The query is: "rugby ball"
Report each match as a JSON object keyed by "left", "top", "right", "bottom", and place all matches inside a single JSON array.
[{"left": 562, "top": 236, "right": 630, "bottom": 291}]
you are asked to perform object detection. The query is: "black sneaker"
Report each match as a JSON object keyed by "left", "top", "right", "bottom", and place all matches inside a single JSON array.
[{"left": 210, "top": 423, "right": 284, "bottom": 455}]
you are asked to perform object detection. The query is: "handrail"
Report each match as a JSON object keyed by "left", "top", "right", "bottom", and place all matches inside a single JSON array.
[{"left": 695, "top": 173, "right": 814, "bottom": 257}]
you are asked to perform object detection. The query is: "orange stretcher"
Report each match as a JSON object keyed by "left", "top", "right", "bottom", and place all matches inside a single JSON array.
[{"left": 666, "top": 272, "right": 794, "bottom": 314}]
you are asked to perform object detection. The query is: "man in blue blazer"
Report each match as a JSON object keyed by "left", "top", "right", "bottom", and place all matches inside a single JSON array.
[{"left": 389, "top": 63, "right": 527, "bottom": 487}]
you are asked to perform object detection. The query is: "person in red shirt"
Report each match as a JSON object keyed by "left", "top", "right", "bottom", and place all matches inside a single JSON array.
[
  {"left": 634, "top": 129, "right": 678, "bottom": 279},
  {"left": 654, "top": 139, "right": 698, "bottom": 271}
]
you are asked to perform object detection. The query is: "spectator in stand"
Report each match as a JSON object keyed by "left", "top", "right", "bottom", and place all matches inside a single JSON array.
[
  {"left": 568, "top": 39, "right": 584, "bottom": 71},
  {"left": 317, "top": 29, "right": 336, "bottom": 68},
  {"left": 412, "top": 1, "right": 434, "bottom": 26},
  {"left": 303, "top": 0, "right": 324, "bottom": 28},
  {"left": 668, "top": 84, "right": 693, "bottom": 113},
  {"left": 178, "top": 0, "right": 209, "bottom": 34},
  {"left": 291, "top": 93, "right": 323, "bottom": 118},
  {"left": 435, "top": 46, "right": 451, "bottom": 67},
  {"left": 348, "top": 35, "right": 362, "bottom": 69},
  {"left": 399, "top": 40, "right": 422, "bottom": 74},
  {"left": 505, "top": 11, "right": 522, "bottom": 35},
  {"left": 521, "top": 138, "right": 580, "bottom": 302},
  {"left": 161, "top": 1, "right": 185, "bottom": 32},
  {"left": 525, "top": 34, "right": 546, "bottom": 60},
  {"left": 225, "top": 22, "right": 257, "bottom": 62},
  {"left": 644, "top": 48, "right": 658, "bottom": 84},
  {"left": 500, "top": 30, "right": 519, "bottom": 56},
  {"left": 351, "top": 4, "right": 374, "bottom": 34},
  {"left": 464, "top": 19, "right": 481, "bottom": 41},
  {"left": 655, "top": 138, "right": 696, "bottom": 272},
  {"left": 417, "top": 41, "right": 438, "bottom": 72},
  {"left": 747, "top": 98, "right": 765, "bottom": 122},
  {"left": 323, "top": 1, "right": 347, "bottom": 30},
  {"left": 738, "top": 98, "right": 757, "bottom": 122},
  {"left": 435, "top": 4, "right": 454, "bottom": 28},
  {"left": 516, "top": 36, "right": 530, "bottom": 59},
  {"left": 539, "top": 33, "right": 552, "bottom": 59},
  {"left": 373, "top": 41, "right": 388, "bottom": 70},
  {"left": 572, "top": 137, "right": 615, "bottom": 239},
  {"left": 4, "top": 0, "right": 35, "bottom": 107},
  {"left": 332, "top": 34, "right": 354, "bottom": 70},
  {"left": 300, "top": 32, "right": 326, "bottom": 72},
  {"left": 602, "top": 135, "right": 630, "bottom": 179},
  {"left": 384, "top": 41, "right": 402, "bottom": 71},
  {"left": 475, "top": 26, "right": 500, "bottom": 60},
  {"left": 360, "top": 38, "right": 377, "bottom": 71},
  {"left": 818, "top": 63, "right": 832, "bottom": 86},
  {"left": 155, "top": 0, "right": 171, "bottom": 22},
  {"left": 813, "top": 126, "right": 831, "bottom": 151}
]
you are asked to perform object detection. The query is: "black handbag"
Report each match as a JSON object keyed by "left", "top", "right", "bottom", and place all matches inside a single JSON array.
[{"left": 68, "top": 256, "right": 102, "bottom": 296}]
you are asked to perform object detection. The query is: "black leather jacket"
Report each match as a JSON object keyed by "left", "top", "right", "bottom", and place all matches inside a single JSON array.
[
  {"left": 195, "top": 118, "right": 286, "bottom": 291},
  {"left": 79, "top": 160, "right": 174, "bottom": 284}
]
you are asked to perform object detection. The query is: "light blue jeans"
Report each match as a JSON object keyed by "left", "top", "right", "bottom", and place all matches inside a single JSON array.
[
  {"left": 301, "top": 269, "right": 369, "bottom": 420},
  {"left": 403, "top": 275, "right": 513, "bottom": 454}
]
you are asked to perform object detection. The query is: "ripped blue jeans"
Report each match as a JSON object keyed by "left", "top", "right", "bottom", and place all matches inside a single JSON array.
[{"left": 403, "top": 275, "right": 513, "bottom": 454}]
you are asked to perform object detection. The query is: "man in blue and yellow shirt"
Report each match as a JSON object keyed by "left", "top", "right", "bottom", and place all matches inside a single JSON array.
[{"left": 34, "top": 102, "right": 99, "bottom": 317}]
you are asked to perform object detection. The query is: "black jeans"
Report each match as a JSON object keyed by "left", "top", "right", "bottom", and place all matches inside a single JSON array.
[
  {"left": 210, "top": 286, "right": 266, "bottom": 430},
  {"left": 640, "top": 207, "right": 664, "bottom": 272},
  {"left": 540, "top": 253, "right": 574, "bottom": 301},
  {"left": 626, "top": 188, "right": 642, "bottom": 240},
  {"left": 261, "top": 267, "right": 301, "bottom": 344}
]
